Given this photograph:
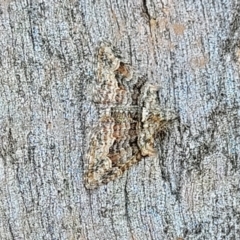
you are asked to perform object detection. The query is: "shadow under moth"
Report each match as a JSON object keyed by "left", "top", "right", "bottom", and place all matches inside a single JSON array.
[{"left": 84, "top": 43, "right": 168, "bottom": 189}]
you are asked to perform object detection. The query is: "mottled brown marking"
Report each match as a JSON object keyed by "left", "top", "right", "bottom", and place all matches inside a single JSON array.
[
  {"left": 84, "top": 44, "right": 167, "bottom": 189},
  {"left": 172, "top": 23, "right": 186, "bottom": 35}
]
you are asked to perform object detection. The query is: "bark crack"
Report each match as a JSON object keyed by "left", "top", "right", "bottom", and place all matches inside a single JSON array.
[{"left": 142, "top": 0, "right": 151, "bottom": 21}]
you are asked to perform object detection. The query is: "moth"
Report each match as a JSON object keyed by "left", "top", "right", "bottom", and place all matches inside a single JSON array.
[{"left": 84, "top": 44, "right": 167, "bottom": 189}]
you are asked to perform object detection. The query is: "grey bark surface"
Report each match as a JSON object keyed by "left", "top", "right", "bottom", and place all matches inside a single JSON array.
[{"left": 0, "top": 0, "right": 240, "bottom": 239}]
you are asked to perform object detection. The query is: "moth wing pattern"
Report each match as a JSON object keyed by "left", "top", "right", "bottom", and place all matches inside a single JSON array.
[{"left": 84, "top": 44, "right": 167, "bottom": 189}]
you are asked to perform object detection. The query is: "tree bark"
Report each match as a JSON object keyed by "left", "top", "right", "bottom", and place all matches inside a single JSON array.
[{"left": 0, "top": 0, "right": 240, "bottom": 239}]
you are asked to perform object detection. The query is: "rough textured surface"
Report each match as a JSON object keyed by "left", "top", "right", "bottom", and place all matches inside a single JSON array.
[{"left": 0, "top": 0, "right": 240, "bottom": 239}]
